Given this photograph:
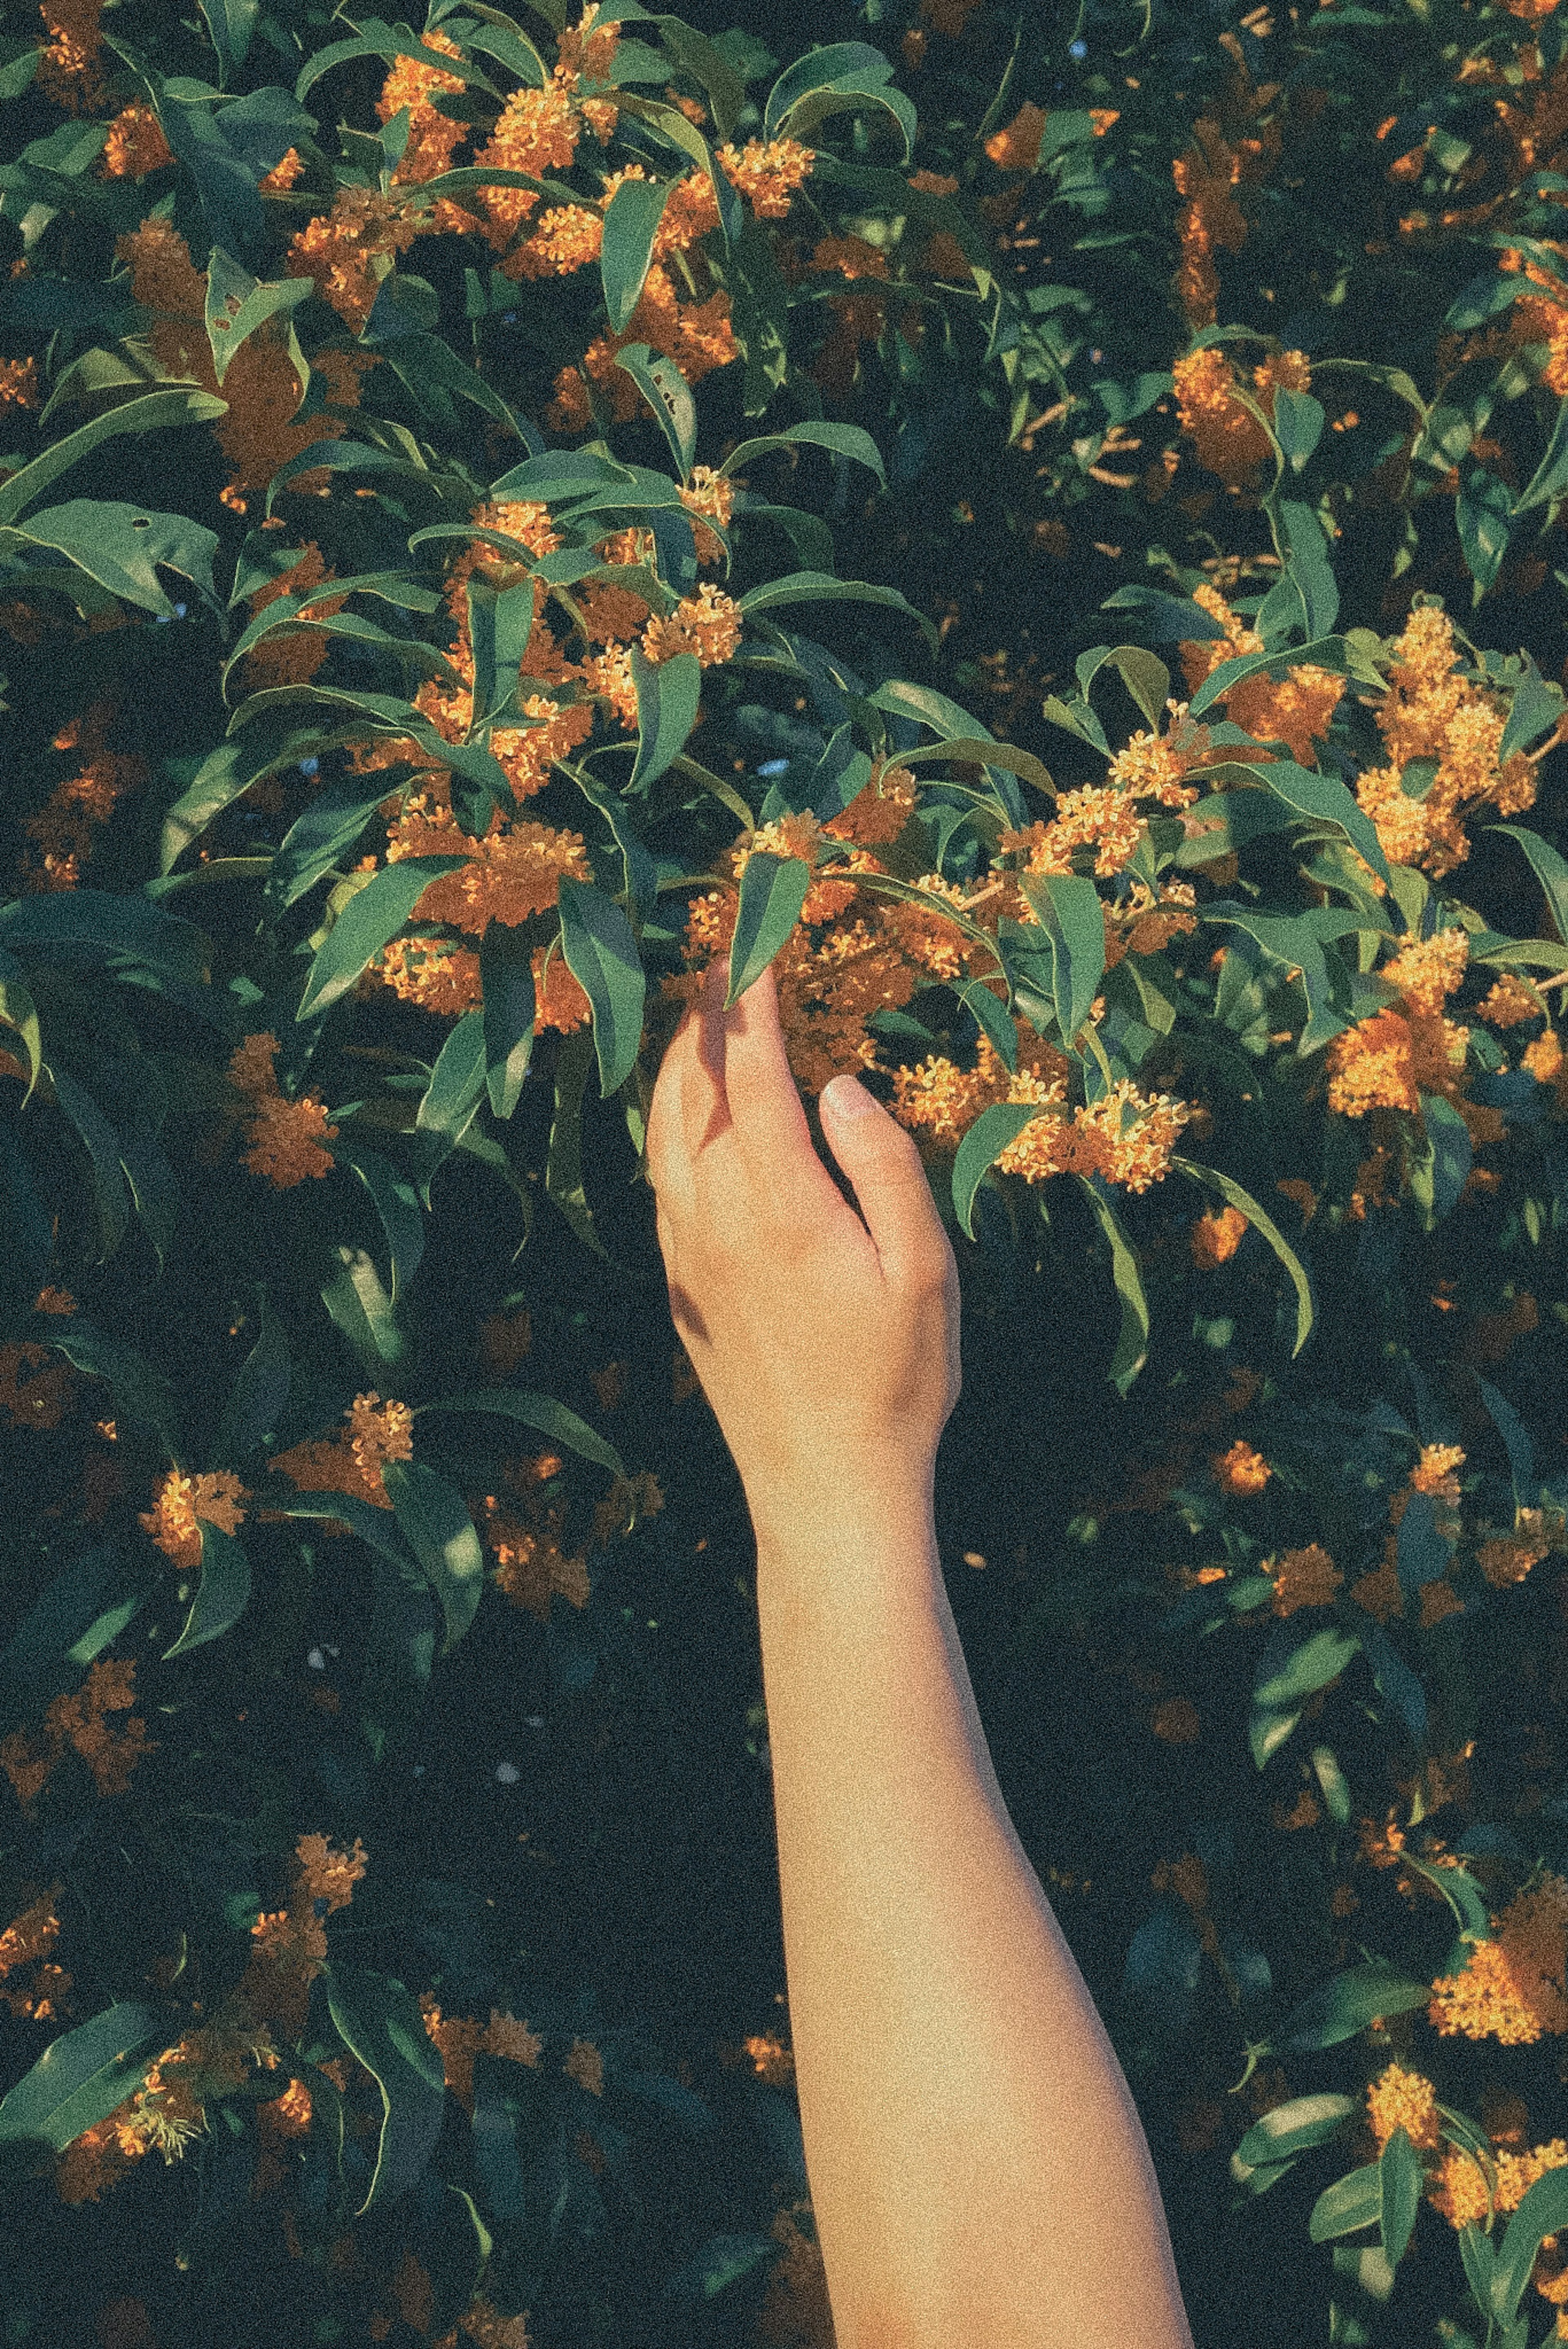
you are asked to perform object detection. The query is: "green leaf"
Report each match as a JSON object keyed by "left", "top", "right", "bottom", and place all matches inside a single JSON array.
[
  {"left": 0, "top": 387, "right": 229, "bottom": 530},
  {"left": 1418, "top": 1091, "right": 1472, "bottom": 1223},
  {"left": 1458, "top": 2220, "right": 1499, "bottom": 2315},
  {"left": 611, "top": 342, "right": 696, "bottom": 476},
  {"left": 0, "top": 499, "right": 219, "bottom": 621},
  {"left": 952, "top": 1103, "right": 1049, "bottom": 1242},
  {"left": 1272, "top": 387, "right": 1326, "bottom": 474},
  {"left": 722, "top": 213, "right": 791, "bottom": 415},
  {"left": 1309, "top": 2163, "right": 1383, "bottom": 2244},
  {"left": 738, "top": 570, "right": 937, "bottom": 650},
  {"left": 1271, "top": 1963, "right": 1433, "bottom": 2055},
  {"left": 1016, "top": 873, "right": 1104, "bottom": 1046},
  {"left": 1233, "top": 2093, "right": 1356, "bottom": 2178},
  {"left": 1377, "top": 2125, "right": 1424, "bottom": 2269},
  {"left": 545, "top": 1020, "right": 610, "bottom": 1259},
  {"left": 601, "top": 178, "right": 673, "bottom": 333},
  {"left": 465, "top": 578, "right": 535, "bottom": 730},
  {"left": 764, "top": 38, "right": 915, "bottom": 160},
  {"left": 257, "top": 1483, "right": 421, "bottom": 1572},
  {"left": 197, "top": 0, "right": 259, "bottom": 77},
  {"left": 0, "top": 2005, "right": 164, "bottom": 2152},
  {"left": 1492, "top": 822, "right": 1568, "bottom": 944},
  {"left": 613, "top": 91, "right": 742, "bottom": 243},
  {"left": 324, "top": 1967, "right": 448, "bottom": 2214},
  {"left": 216, "top": 1292, "right": 290, "bottom": 1461},
  {"left": 46, "top": 1069, "right": 128, "bottom": 1263},
  {"left": 901, "top": 736, "right": 1054, "bottom": 795},
  {"left": 1457, "top": 467, "right": 1514, "bottom": 601},
  {"left": 263, "top": 436, "right": 437, "bottom": 517},
  {"left": 0, "top": 946, "right": 42, "bottom": 1104},
  {"left": 269, "top": 772, "right": 416, "bottom": 908},
  {"left": 297, "top": 857, "right": 468, "bottom": 1021},
  {"left": 0, "top": 888, "right": 206, "bottom": 984},
  {"left": 163, "top": 725, "right": 330, "bottom": 873},
  {"left": 727, "top": 851, "right": 811, "bottom": 1009},
  {"left": 321, "top": 1244, "right": 410, "bottom": 1376},
  {"left": 296, "top": 20, "right": 497, "bottom": 101},
  {"left": 1187, "top": 634, "right": 1348, "bottom": 722},
  {"left": 720, "top": 419, "right": 886, "bottom": 489},
  {"left": 1513, "top": 390, "right": 1568, "bottom": 514},
  {"left": 557, "top": 878, "right": 646, "bottom": 1099},
  {"left": 163, "top": 1520, "right": 252, "bottom": 1660},
  {"left": 630, "top": 645, "right": 702, "bottom": 790},
  {"left": 381, "top": 1461, "right": 486, "bottom": 1655},
  {"left": 1169, "top": 1158, "right": 1314, "bottom": 1356},
  {"left": 1493, "top": 2166, "right": 1568, "bottom": 2324},
  {"left": 1078, "top": 1175, "right": 1150, "bottom": 1396},
  {"left": 1254, "top": 1626, "right": 1361, "bottom": 1712},
  {"left": 339, "top": 1142, "right": 425, "bottom": 1305},
  {"left": 48, "top": 1321, "right": 181, "bottom": 1454},
  {"left": 665, "top": 2233, "right": 777, "bottom": 2304},
  {"left": 416, "top": 1388, "right": 623, "bottom": 1474},
  {"left": 1229, "top": 761, "right": 1392, "bottom": 891},
  {"left": 204, "top": 246, "right": 311, "bottom": 386},
  {"left": 479, "top": 926, "right": 537, "bottom": 1119},
  {"left": 415, "top": 1011, "right": 488, "bottom": 1147}
]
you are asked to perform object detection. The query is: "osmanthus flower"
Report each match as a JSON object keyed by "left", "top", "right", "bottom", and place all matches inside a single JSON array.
[
  {"left": 1476, "top": 1505, "right": 1565, "bottom": 1589},
  {"left": 1367, "top": 2063, "right": 1442, "bottom": 2154},
  {"left": 1192, "top": 1205, "right": 1247, "bottom": 1269},
  {"left": 296, "top": 1832, "right": 368, "bottom": 1912},
  {"left": 550, "top": 263, "right": 740, "bottom": 429},
  {"left": 139, "top": 1469, "right": 249, "bottom": 1571},
  {"left": 269, "top": 1391, "right": 414, "bottom": 1517},
  {"left": 1171, "top": 346, "right": 1311, "bottom": 488},
  {"left": 508, "top": 200, "right": 605, "bottom": 279},
  {"left": 374, "top": 935, "right": 483, "bottom": 1016},
  {"left": 716, "top": 136, "right": 815, "bottom": 218},
  {"left": 376, "top": 24, "right": 469, "bottom": 192},
  {"left": 1355, "top": 601, "right": 1539, "bottom": 876},
  {"left": 820, "top": 761, "right": 920, "bottom": 851},
  {"left": 36, "top": 0, "right": 109, "bottom": 113},
  {"left": 2, "top": 1658, "right": 154, "bottom": 1814},
  {"left": 99, "top": 101, "right": 173, "bottom": 180},
  {"left": 1177, "top": 581, "right": 1346, "bottom": 767},
  {"left": 286, "top": 184, "right": 432, "bottom": 332},
  {"left": 0, "top": 356, "right": 39, "bottom": 409},
  {"left": 388, "top": 794, "right": 594, "bottom": 934},
  {"left": 984, "top": 101, "right": 1048, "bottom": 172},
  {"left": 641, "top": 581, "right": 742, "bottom": 667},
  {"left": 1430, "top": 1873, "right": 1568, "bottom": 2046},
  {"left": 479, "top": 1482, "right": 592, "bottom": 1622},
  {"left": 116, "top": 215, "right": 378, "bottom": 505},
  {"left": 226, "top": 1032, "right": 339, "bottom": 1187},
  {"left": 678, "top": 463, "right": 737, "bottom": 563},
  {"left": 1213, "top": 1439, "right": 1272, "bottom": 1495},
  {"left": 21, "top": 697, "right": 148, "bottom": 890},
  {"left": 241, "top": 541, "right": 347, "bottom": 692},
  {"left": 419, "top": 1997, "right": 546, "bottom": 2110}
]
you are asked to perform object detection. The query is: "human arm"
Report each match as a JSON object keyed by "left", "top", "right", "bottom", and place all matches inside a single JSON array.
[{"left": 645, "top": 957, "right": 1194, "bottom": 2349}]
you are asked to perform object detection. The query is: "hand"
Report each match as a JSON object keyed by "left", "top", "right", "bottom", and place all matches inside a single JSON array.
[{"left": 645, "top": 957, "right": 962, "bottom": 1528}]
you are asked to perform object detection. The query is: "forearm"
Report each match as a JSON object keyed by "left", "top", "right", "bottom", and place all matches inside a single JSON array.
[{"left": 751, "top": 1479, "right": 1193, "bottom": 2349}]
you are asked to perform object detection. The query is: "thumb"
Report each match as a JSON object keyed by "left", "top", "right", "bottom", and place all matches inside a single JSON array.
[{"left": 820, "top": 1075, "right": 950, "bottom": 1287}]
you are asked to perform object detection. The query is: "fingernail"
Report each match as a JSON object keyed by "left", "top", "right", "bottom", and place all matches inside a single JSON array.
[{"left": 822, "top": 1077, "right": 874, "bottom": 1119}]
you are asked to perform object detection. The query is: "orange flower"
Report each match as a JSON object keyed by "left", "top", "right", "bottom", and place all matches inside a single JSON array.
[
  {"left": 1214, "top": 1440, "right": 1271, "bottom": 1495},
  {"left": 295, "top": 1832, "right": 368, "bottom": 1912},
  {"left": 377, "top": 24, "right": 468, "bottom": 186},
  {"left": 1152, "top": 1697, "right": 1201, "bottom": 1743},
  {"left": 1430, "top": 1875, "right": 1568, "bottom": 2044},
  {"left": 1271, "top": 1543, "right": 1341, "bottom": 1617},
  {"left": 1191, "top": 1205, "right": 1247, "bottom": 1268},
  {"left": 227, "top": 1033, "right": 339, "bottom": 1186},
  {"left": 1354, "top": 603, "right": 1537, "bottom": 878},
  {"left": 1479, "top": 973, "right": 1542, "bottom": 1028},
  {"left": 717, "top": 137, "right": 814, "bottom": 217},
  {"left": 984, "top": 102, "right": 1047, "bottom": 171},
  {"left": 1367, "top": 2062, "right": 1441, "bottom": 2154},
  {"left": 286, "top": 186, "right": 429, "bottom": 331},
  {"left": 641, "top": 582, "right": 742, "bottom": 667},
  {"left": 139, "top": 1469, "right": 249, "bottom": 1570},
  {"left": 0, "top": 1343, "right": 73, "bottom": 1431},
  {"left": 564, "top": 2037, "right": 604, "bottom": 2096}
]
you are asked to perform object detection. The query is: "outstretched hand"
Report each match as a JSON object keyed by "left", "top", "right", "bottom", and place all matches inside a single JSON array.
[{"left": 644, "top": 957, "right": 961, "bottom": 1529}]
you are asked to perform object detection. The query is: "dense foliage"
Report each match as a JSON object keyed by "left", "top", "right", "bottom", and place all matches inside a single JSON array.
[{"left": 6, "top": 0, "right": 1568, "bottom": 2340}]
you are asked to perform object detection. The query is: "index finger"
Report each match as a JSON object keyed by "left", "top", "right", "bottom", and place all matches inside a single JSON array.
[{"left": 724, "top": 959, "right": 845, "bottom": 1220}]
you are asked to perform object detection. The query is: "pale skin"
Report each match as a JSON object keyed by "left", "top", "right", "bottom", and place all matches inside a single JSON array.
[{"left": 645, "top": 955, "right": 1195, "bottom": 2349}]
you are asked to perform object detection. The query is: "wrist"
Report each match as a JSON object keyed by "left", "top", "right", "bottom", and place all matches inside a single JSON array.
[{"left": 746, "top": 1457, "right": 939, "bottom": 1567}]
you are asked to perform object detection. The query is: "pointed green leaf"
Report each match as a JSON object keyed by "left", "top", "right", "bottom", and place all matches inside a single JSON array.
[
  {"left": 163, "top": 1520, "right": 252, "bottom": 1660},
  {"left": 0, "top": 387, "right": 229, "bottom": 530},
  {"left": 720, "top": 419, "right": 886, "bottom": 489},
  {"left": 415, "top": 1011, "right": 488, "bottom": 1147},
  {"left": 611, "top": 341, "right": 696, "bottom": 475},
  {"left": 1077, "top": 1174, "right": 1150, "bottom": 1396},
  {"left": 0, "top": 2005, "right": 163, "bottom": 2151},
  {"left": 324, "top": 1967, "right": 448, "bottom": 2214},
  {"left": 1234, "top": 2094, "right": 1356, "bottom": 2176},
  {"left": 269, "top": 771, "right": 418, "bottom": 908},
  {"left": 338, "top": 1142, "right": 425, "bottom": 1304},
  {"left": 415, "top": 1387, "right": 624, "bottom": 1474},
  {"left": 0, "top": 499, "right": 219, "bottom": 621},
  {"left": 321, "top": 1244, "right": 410, "bottom": 1375},
  {"left": 163, "top": 725, "right": 332, "bottom": 873},
  {"left": 556, "top": 877, "right": 646, "bottom": 1099},
  {"left": 1492, "top": 822, "right": 1568, "bottom": 944},
  {"left": 630, "top": 645, "right": 701, "bottom": 790},
  {"left": 601, "top": 178, "right": 673, "bottom": 332},
  {"left": 381, "top": 1461, "right": 485, "bottom": 1655},
  {"left": 1169, "top": 1158, "right": 1314, "bottom": 1356},
  {"left": 1271, "top": 1963, "right": 1432, "bottom": 2055},
  {"left": 952, "top": 1102, "right": 1049, "bottom": 1242},
  {"left": 1309, "top": 2163, "right": 1382, "bottom": 2244},
  {"left": 1017, "top": 873, "right": 1104, "bottom": 1046},
  {"left": 216, "top": 1292, "right": 290, "bottom": 1461},
  {"left": 0, "top": 947, "right": 42, "bottom": 1105},
  {"left": 465, "top": 577, "right": 534, "bottom": 728},
  {"left": 205, "top": 247, "right": 311, "bottom": 386},
  {"left": 1493, "top": 2165, "right": 1568, "bottom": 2324},
  {"left": 726, "top": 851, "right": 811, "bottom": 1009},
  {"left": 737, "top": 570, "right": 936, "bottom": 650},
  {"left": 479, "top": 925, "right": 537, "bottom": 1119},
  {"left": 297, "top": 857, "right": 468, "bottom": 1020}
]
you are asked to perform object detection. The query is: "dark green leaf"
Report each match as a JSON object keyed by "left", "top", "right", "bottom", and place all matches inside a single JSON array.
[
  {"left": 952, "top": 1103, "right": 1049, "bottom": 1242},
  {"left": 1016, "top": 873, "right": 1103, "bottom": 1046},
  {"left": 1493, "top": 2166, "right": 1568, "bottom": 2324},
  {"left": 297, "top": 858, "right": 468, "bottom": 1021},
  {"left": 1169, "top": 1158, "right": 1314, "bottom": 1356},
  {"left": 204, "top": 246, "right": 310, "bottom": 385},
  {"left": 611, "top": 342, "right": 696, "bottom": 476},
  {"left": 0, "top": 499, "right": 219, "bottom": 621},
  {"left": 1309, "top": 2163, "right": 1382, "bottom": 2244},
  {"left": 557, "top": 878, "right": 646, "bottom": 1099},
  {"left": 664, "top": 2232, "right": 777, "bottom": 2304},
  {"left": 324, "top": 1967, "right": 448, "bottom": 2214},
  {"left": 0, "top": 388, "right": 229, "bottom": 530},
  {"left": 479, "top": 926, "right": 537, "bottom": 1119},
  {"left": 764, "top": 38, "right": 915, "bottom": 159},
  {"left": 269, "top": 772, "right": 416, "bottom": 908},
  {"left": 1377, "top": 2126, "right": 1423, "bottom": 2269},
  {"left": 216, "top": 1292, "right": 290, "bottom": 1461},
  {"left": 47, "top": 1069, "right": 128, "bottom": 1262},
  {"left": 1492, "top": 822, "right": 1568, "bottom": 944},
  {"left": 0, "top": 2006, "right": 163, "bottom": 2152},
  {"left": 321, "top": 1244, "right": 410, "bottom": 1376},
  {"left": 163, "top": 1521, "right": 252, "bottom": 1660},
  {"left": 545, "top": 1020, "right": 610, "bottom": 1260},
  {"left": 601, "top": 179, "right": 673, "bottom": 333},
  {"left": 48, "top": 1321, "right": 180, "bottom": 1454},
  {"left": 466, "top": 578, "right": 535, "bottom": 729},
  {"left": 415, "top": 1388, "right": 624, "bottom": 1474},
  {"left": 727, "top": 850, "right": 811, "bottom": 1009},
  {"left": 1457, "top": 468, "right": 1514, "bottom": 599},
  {"left": 415, "top": 1011, "right": 488, "bottom": 1145},
  {"left": 197, "top": 0, "right": 259, "bottom": 78},
  {"left": 737, "top": 570, "right": 937, "bottom": 650},
  {"left": 163, "top": 725, "right": 330, "bottom": 873},
  {"left": 1271, "top": 1963, "right": 1432, "bottom": 2055},
  {"left": 1418, "top": 1091, "right": 1472, "bottom": 1223},
  {"left": 339, "top": 1143, "right": 425, "bottom": 1305},
  {"left": 381, "top": 1461, "right": 485, "bottom": 1655},
  {"left": 720, "top": 419, "right": 886, "bottom": 489},
  {"left": 1078, "top": 1175, "right": 1150, "bottom": 1396},
  {"left": 630, "top": 645, "right": 701, "bottom": 790},
  {"left": 1233, "top": 2093, "right": 1356, "bottom": 2176}
]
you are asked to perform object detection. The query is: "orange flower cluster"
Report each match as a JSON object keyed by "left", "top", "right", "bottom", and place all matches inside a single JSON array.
[
  {"left": 0, "top": 1659, "right": 153, "bottom": 1812},
  {"left": 1355, "top": 602, "right": 1539, "bottom": 875},
  {"left": 236, "top": 1833, "right": 366, "bottom": 2040},
  {"left": 0, "top": 356, "right": 39, "bottom": 409},
  {"left": 984, "top": 101, "right": 1048, "bottom": 172},
  {"left": 242, "top": 542, "right": 348, "bottom": 692},
  {"left": 1430, "top": 1874, "right": 1568, "bottom": 2044},
  {"left": 36, "top": 0, "right": 108, "bottom": 113},
  {"left": 419, "top": 1995, "right": 543, "bottom": 2109},
  {"left": 227, "top": 1032, "right": 339, "bottom": 1187},
  {"left": 1170, "top": 38, "right": 1282, "bottom": 325},
  {"left": 22, "top": 699, "right": 147, "bottom": 892},
  {"left": 139, "top": 1468, "right": 249, "bottom": 1570},
  {"left": 0, "top": 1886, "right": 70, "bottom": 2022},
  {"left": 376, "top": 24, "right": 470, "bottom": 191},
  {"left": 1270, "top": 1542, "right": 1342, "bottom": 1616},
  {"left": 389, "top": 794, "right": 594, "bottom": 934},
  {"left": 548, "top": 260, "right": 740, "bottom": 431},
  {"left": 1326, "top": 935, "right": 1472, "bottom": 1123},
  {"left": 286, "top": 184, "right": 430, "bottom": 332},
  {"left": 0, "top": 1342, "right": 74, "bottom": 1430},
  {"left": 270, "top": 1392, "right": 415, "bottom": 1516},
  {"left": 118, "top": 216, "right": 378, "bottom": 505},
  {"left": 1177, "top": 581, "right": 1346, "bottom": 766},
  {"left": 57, "top": 2018, "right": 285, "bottom": 2202},
  {"left": 1366, "top": 2061, "right": 1441, "bottom": 2153},
  {"left": 477, "top": 1453, "right": 592, "bottom": 1622},
  {"left": 999, "top": 702, "right": 1207, "bottom": 884},
  {"left": 1170, "top": 344, "right": 1312, "bottom": 490},
  {"left": 100, "top": 101, "right": 173, "bottom": 180},
  {"left": 1214, "top": 1439, "right": 1272, "bottom": 1495},
  {"left": 1191, "top": 1204, "right": 1247, "bottom": 1267}
]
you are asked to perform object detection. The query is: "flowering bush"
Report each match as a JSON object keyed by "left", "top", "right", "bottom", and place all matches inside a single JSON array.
[{"left": 4, "top": 0, "right": 1568, "bottom": 2341}]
